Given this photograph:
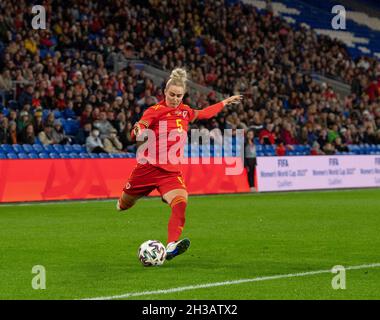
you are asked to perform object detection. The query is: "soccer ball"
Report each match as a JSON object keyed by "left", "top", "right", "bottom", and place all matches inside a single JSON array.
[{"left": 138, "top": 240, "right": 167, "bottom": 267}]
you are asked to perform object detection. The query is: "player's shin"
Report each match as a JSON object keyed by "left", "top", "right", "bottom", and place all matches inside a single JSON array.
[
  {"left": 116, "top": 192, "right": 136, "bottom": 211},
  {"left": 167, "top": 196, "right": 187, "bottom": 243}
]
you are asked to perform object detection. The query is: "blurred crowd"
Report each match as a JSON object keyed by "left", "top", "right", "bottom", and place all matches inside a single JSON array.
[{"left": 0, "top": 0, "right": 379, "bottom": 156}]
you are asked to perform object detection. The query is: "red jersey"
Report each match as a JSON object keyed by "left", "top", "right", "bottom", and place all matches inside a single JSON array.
[
  {"left": 135, "top": 100, "right": 197, "bottom": 172},
  {"left": 133, "top": 99, "right": 224, "bottom": 173}
]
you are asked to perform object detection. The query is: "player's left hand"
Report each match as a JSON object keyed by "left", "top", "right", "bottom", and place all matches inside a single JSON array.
[{"left": 222, "top": 95, "right": 243, "bottom": 107}]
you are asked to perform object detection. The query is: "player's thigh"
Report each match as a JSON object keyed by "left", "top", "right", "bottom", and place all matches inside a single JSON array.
[{"left": 162, "top": 188, "right": 188, "bottom": 205}]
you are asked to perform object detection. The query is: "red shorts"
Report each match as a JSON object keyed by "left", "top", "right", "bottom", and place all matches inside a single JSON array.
[{"left": 123, "top": 163, "right": 187, "bottom": 197}]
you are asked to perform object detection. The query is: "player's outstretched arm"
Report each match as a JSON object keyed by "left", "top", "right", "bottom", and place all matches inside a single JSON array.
[{"left": 196, "top": 95, "right": 243, "bottom": 120}]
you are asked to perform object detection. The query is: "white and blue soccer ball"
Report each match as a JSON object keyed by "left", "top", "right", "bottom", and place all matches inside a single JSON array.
[{"left": 138, "top": 240, "right": 167, "bottom": 267}]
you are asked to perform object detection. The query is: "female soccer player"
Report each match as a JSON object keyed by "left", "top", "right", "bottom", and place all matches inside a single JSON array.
[{"left": 117, "top": 68, "right": 242, "bottom": 260}]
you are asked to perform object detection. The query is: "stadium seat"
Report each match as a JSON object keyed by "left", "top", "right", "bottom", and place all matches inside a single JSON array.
[
  {"left": 98, "top": 153, "right": 110, "bottom": 158},
  {"left": 33, "top": 144, "right": 44, "bottom": 153},
  {"left": 1, "top": 144, "right": 13, "bottom": 153},
  {"left": 7, "top": 153, "right": 18, "bottom": 159},
  {"left": 89, "top": 153, "right": 99, "bottom": 159},
  {"left": 43, "top": 145, "right": 55, "bottom": 153},
  {"left": 63, "top": 145, "right": 73, "bottom": 153},
  {"left": 22, "top": 144, "right": 34, "bottom": 153},
  {"left": 79, "top": 152, "right": 90, "bottom": 158},
  {"left": 53, "top": 144, "right": 64, "bottom": 153},
  {"left": 111, "top": 153, "right": 124, "bottom": 158},
  {"left": 68, "top": 153, "right": 78, "bottom": 159},
  {"left": 12, "top": 144, "right": 23, "bottom": 153},
  {"left": 72, "top": 144, "right": 86, "bottom": 153},
  {"left": 38, "top": 152, "right": 49, "bottom": 159},
  {"left": 29, "top": 153, "right": 39, "bottom": 159},
  {"left": 0, "top": 152, "right": 6, "bottom": 159},
  {"left": 18, "top": 153, "right": 30, "bottom": 159},
  {"left": 49, "top": 153, "right": 59, "bottom": 159},
  {"left": 59, "top": 153, "right": 70, "bottom": 159}
]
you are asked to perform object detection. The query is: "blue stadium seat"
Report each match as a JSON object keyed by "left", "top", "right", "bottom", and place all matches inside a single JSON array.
[
  {"left": 1, "top": 144, "right": 13, "bottom": 153},
  {"left": 63, "top": 145, "right": 73, "bottom": 153},
  {"left": 22, "top": 144, "right": 34, "bottom": 153},
  {"left": 110, "top": 153, "right": 123, "bottom": 158},
  {"left": 59, "top": 153, "right": 70, "bottom": 159},
  {"left": 53, "top": 144, "right": 64, "bottom": 153},
  {"left": 0, "top": 152, "right": 6, "bottom": 159},
  {"left": 7, "top": 153, "right": 18, "bottom": 159},
  {"left": 33, "top": 144, "right": 44, "bottom": 153},
  {"left": 79, "top": 152, "right": 90, "bottom": 159},
  {"left": 29, "top": 153, "right": 39, "bottom": 159},
  {"left": 43, "top": 145, "right": 55, "bottom": 153},
  {"left": 98, "top": 153, "right": 110, "bottom": 159},
  {"left": 68, "top": 152, "right": 79, "bottom": 159},
  {"left": 72, "top": 144, "right": 86, "bottom": 153},
  {"left": 49, "top": 153, "right": 59, "bottom": 159},
  {"left": 18, "top": 153, "right": 30, "bottom": 159},
  {"left": 12, "top": 144, "right": 23, "bottom": 153},
  {"left": 38, "top": 152, "right": 49, "bottom": 159},
  {"left": 89, "top": 153, "right": 99, "bottom": 159}
]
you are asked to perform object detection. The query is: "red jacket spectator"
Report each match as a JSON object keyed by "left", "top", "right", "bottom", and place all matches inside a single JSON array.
[{"left": 259, "top": 124, "right": 276, "bottom": 145}]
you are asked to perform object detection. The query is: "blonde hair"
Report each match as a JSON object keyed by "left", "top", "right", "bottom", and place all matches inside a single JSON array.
[{"left": 165, "top": 68, "right": 188, "bottom": 92}]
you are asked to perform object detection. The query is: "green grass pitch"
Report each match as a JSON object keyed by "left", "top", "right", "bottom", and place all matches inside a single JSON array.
[{"left": 1, "top": 189, "right": 380, "bottom": 300}]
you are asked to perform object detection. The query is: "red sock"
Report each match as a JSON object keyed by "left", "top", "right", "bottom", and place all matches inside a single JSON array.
[{"left": 167, "top": 196, "right": 187, "bottom": 244}]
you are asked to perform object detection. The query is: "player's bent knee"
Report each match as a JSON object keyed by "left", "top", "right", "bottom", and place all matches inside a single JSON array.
[{"left": 163, "top": 189, "right": 188, "bottom": 205}]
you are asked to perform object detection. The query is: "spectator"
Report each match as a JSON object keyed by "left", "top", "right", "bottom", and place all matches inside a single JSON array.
[
  {"left": 323, "top": 142, "right": 336, "bottom": 155},
  {"left": 18, "top": 85, "right": 33, "bottom": 110},
  {"left": 310, "top": 141, "right": 324, "bottom": 155},
  {"left": 334, "top": 137, "right": 349, "bottom": 153},
  {"left": 19, "top": 123, "right": 35, "bottom": 144},
  {"left": 52, "top": 120, "right": 71, "bottom": 145},
  {"left": 74, "top": 122, "right": 93, "bottom": 145},
  {"left": 38, "top": 125, "right": 55, "bottom": 145},
  {"left": 93, "top": 111, "right": 116, "bottom": 138},
  {"left": 86, "top": 128, "right": 106, "bottom": 153},
  {"left": 259, "top": 123, "right": 276, "bottom": 145},
  {"left": 244, "top": 130, "right": 257, "bottom": 192},
  {"left": 103, "top": 128, "right": 123, "bottom": 154},
  {"left": 0, "top": 117, "right": 10, "bottom": 144}
]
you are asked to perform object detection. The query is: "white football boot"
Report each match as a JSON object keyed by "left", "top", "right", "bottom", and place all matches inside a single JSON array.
[{"left": 166, "top": 238, "right": 191, "bottom": 260}]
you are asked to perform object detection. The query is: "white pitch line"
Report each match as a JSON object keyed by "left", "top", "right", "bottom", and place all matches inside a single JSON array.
[{"left": 81, "top": 263, "right": 380, "bottom": 300}]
